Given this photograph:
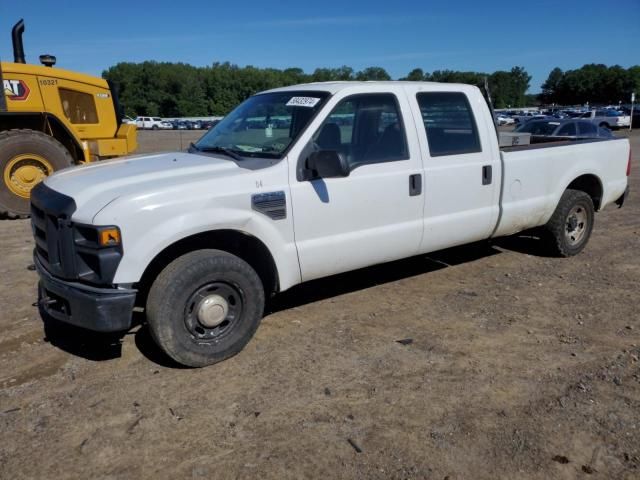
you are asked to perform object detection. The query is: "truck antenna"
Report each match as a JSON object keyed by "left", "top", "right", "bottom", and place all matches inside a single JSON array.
[{"left": 483, "top": 76, "right": 499, "bottom": 139}]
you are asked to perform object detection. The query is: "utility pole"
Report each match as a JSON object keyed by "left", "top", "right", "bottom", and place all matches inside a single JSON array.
[{"left": 631, "top": 92, "right": 635, "bottom": 132}]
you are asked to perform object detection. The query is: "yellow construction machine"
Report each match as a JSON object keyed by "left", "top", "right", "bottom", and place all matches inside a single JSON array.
[{"left": 1, "top": 19, "right": 137, "bottom": 218}]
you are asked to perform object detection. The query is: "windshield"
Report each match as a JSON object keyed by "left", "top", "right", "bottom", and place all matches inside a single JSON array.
[
  {"left": 195, "top": 91, "right": 330, "bottom": 158},
  {"left": 515, "top": 121, "right": 559, "bottom": 135}
]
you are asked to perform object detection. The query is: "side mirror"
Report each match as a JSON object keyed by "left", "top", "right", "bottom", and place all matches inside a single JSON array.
[{"left": 306, "top": 150, "right": 350, "bottom": 179}]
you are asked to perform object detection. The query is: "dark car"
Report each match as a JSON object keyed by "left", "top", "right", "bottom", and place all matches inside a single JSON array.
[{"left": 514, "top": 119, "right": 614, "bottom": 143}]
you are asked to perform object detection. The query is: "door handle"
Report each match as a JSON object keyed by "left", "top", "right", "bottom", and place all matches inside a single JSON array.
[
  {"left": 482, "top": 165, "right": 492, "bottom": 185},
  {"left": 409, "top": 174, "right": 422, "bottom": 196}
]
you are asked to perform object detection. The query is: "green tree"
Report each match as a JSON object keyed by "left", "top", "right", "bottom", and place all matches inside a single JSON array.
[
  {"left": 402, "top": 68, "right": 425, "bottom": 81},
  {"left": 355, "top": 67, "right": 391, "bottom": 81}
]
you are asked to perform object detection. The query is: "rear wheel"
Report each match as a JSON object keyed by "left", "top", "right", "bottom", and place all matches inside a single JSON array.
[
  {"left": 543, "top": 189, "right": 595, "bottom": 257},
  {"left": 151, "top": 124, "right": 159, "bottom": 130},
  {"left": 0, "top": 129, "right": 74, "bottom": 218},
  {"left": 146, "top": 249, "right": 264, "bottom": 367},
  {"left": 599, "top": 122, "right": 610, "bottom": 129}
]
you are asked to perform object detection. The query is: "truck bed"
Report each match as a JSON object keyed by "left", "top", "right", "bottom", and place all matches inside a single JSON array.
[{"left": 494, "top": 136, "right": 629, "bottom": 238}]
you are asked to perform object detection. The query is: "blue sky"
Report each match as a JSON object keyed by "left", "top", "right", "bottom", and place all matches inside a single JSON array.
[{"left": 1, "top": 0, "right": 638, "bottom": 92}]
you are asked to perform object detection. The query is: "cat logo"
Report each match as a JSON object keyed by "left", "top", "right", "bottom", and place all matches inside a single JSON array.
[{"left": 3, "top": 79, "right": 30, "bottom": 101}]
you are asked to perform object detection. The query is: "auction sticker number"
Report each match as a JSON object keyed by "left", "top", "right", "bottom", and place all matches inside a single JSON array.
[{"left": 286, "top": 96, "right": 321, "bottom": 108}]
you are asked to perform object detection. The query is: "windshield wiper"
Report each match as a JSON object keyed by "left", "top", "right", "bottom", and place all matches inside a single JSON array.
[{"left": 197, "top": 146, "right": 244, "bottom": 161}]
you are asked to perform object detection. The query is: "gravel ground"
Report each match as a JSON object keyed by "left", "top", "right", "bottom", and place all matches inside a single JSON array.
[{"left": 0, "top": 129, "right": 638, "bottom": 480}]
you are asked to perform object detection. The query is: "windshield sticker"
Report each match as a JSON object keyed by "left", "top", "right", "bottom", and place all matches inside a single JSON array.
[{"left": 286, "top": 96, "right": 321, "bottom": 108}]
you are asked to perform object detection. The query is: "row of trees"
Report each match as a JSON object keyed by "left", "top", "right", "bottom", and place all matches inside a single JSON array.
[
  {"left": 541, "top": 64, "right": 639, "bottom": 105},
  {"left": 103, "top": 61, "right": 639, "bottom": 118},
  {"left": 103, "top": 62, "right": 394, "bottom": 117},
  {"left": 103, "top": 62, "right": 532, "bottom": 117},
  {"left": 400, "top": 67, "right": 532, "bottom": 108}
]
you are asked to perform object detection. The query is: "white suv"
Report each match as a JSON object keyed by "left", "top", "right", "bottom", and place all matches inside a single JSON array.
[{"left": 135, "top": 116, "right": 166, "bottom": 130}]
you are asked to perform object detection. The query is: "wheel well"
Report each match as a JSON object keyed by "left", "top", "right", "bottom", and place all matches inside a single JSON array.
[
  {"left": 0, "top": 113, "right": 84, "bottom": 162},
  {"left": 567, "top": 174, "right": 603, "bottom": 210},
  {"left": 135, "top": 230, "right": 280, "bottom": 307}
]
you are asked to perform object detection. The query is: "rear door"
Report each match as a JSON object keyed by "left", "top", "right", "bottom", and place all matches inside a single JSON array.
[
  {"left": 289, "top": 88, "right": 424, "bottom": 281},
  {"left": 407, "top": 86, "right": 501, "bottom": 252}
]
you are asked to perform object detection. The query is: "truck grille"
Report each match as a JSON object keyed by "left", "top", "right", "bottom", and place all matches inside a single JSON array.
[{"left": 30, "top": 183, "right": 78, "bottom": 279}]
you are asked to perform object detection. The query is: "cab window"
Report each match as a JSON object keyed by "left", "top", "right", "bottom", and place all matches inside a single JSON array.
[
  {"left": 417, "top": 92, "right": 481, "bottom": 156},
  {"left": 577, "top": 121, "right": 597, "bottom": 136},
  {"left": 312, "top": 93, "right": 408, "bottom": 169},
  {"left": 556, "top": 123, "right": 576, "bottom": 136},
  {"left": 59, "top": 89, "right": 98, "bottom": 124}
]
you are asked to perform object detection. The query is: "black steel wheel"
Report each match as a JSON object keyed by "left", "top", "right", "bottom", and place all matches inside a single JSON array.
[
  {"left": 146, "top": 249, "right": 264, "bottom": 367},
  {"left": 543, "top": 189, "right": 595, "bottom": 257}
]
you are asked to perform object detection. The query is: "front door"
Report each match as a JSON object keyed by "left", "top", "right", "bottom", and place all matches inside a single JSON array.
[{"left": 290, "top": 91, "right": 424, "bottom": 282}]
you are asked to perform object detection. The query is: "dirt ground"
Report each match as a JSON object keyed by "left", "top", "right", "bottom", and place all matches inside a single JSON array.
[{"left": 1, "top": 129, "right": 638, "bottom": 480}]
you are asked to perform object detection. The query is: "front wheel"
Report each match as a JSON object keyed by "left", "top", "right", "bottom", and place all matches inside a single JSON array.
[
  {"left": 146, "top": 249, "right": 264, "bottom": 367},
  {"left": 543, "top": 189, "right": 595, "bottom": 257}
]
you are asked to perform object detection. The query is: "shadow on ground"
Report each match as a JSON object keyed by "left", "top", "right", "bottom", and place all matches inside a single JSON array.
[
  {"left": 266, "top": 240, "right": 503, "bottom": 314},
  {"left": 43, "top": 317, "right": 125, "bottom": 361}
]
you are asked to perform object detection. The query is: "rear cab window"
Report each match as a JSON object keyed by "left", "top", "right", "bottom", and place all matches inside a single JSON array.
[
  {"left": 577, "top": 121, "right": 597, "bottom": 136},
  {"left": 557, "top": 123, "right": 577, "bottom": 136},
  {"left": 416, "top": 92, "right": 481, "bottom": 156}
]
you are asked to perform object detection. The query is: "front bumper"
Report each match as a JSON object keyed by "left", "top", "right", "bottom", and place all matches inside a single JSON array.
[{"left": 35, "top": 256, "right": 136, "bottom": 333}]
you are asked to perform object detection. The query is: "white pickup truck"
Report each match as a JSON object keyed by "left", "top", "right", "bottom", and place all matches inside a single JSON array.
[
  {"left": 135, "top": 116, "right": 169, "bottom": 130},
  {"left": 30, "top": 81, "right": 631, "bottom": 367},
  {"left": 579, "top": 109, "right": 631, "bottom": 129}
]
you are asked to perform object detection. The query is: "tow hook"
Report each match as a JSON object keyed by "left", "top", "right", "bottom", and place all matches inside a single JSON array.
[{"left": 32, "top": 297, "right": 57, "bottom": 308}]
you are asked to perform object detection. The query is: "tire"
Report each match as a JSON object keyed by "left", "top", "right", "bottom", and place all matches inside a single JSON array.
[
  {"left": 543, "top": 189, "right": 595, "bottom": 257},
  {"left": 146, "top": 249, "right": 265, "bottom": 367},
  {"left": 0, "top": 129, "right": 74, "bottom": 218},
  {"left": 599, "top": 122, "right": 609, "bottom": 129},
  {"left": 151, "top": 125, "right": 159, "bottom": 130}
]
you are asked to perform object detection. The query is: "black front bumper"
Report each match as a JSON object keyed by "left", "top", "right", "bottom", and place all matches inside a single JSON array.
[{"left": 36, "top": 256, "right": 136, "bottom": 333}]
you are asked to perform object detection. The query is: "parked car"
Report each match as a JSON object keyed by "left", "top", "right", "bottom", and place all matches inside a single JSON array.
[
  {"left": 31, "top": 81, "right": 630, "bottom": 367},
  {"left": 495, "top": 113, "right": 515, "bottom": 125},
  {"left": 201, "top": 119, "right": 221, "bottom": 130},
  {"left": 515, "top": 119, "right": 614, "bottom": 142},
  {"left": 135, "top": 116, "right": 166, "bottom": 130},
  {"left": 579, "top": 110, "right": 630, "bottom": 129},
  {"left": 512, "top": 111, "right": 546, "bottom": 124},
  {"left": 159, "top": 121, "right": 173, "bottom": 130}
]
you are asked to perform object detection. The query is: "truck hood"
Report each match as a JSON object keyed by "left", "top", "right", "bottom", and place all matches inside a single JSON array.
[{"left": 44, "top": 152, "right": 243, "bottom": 222}]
